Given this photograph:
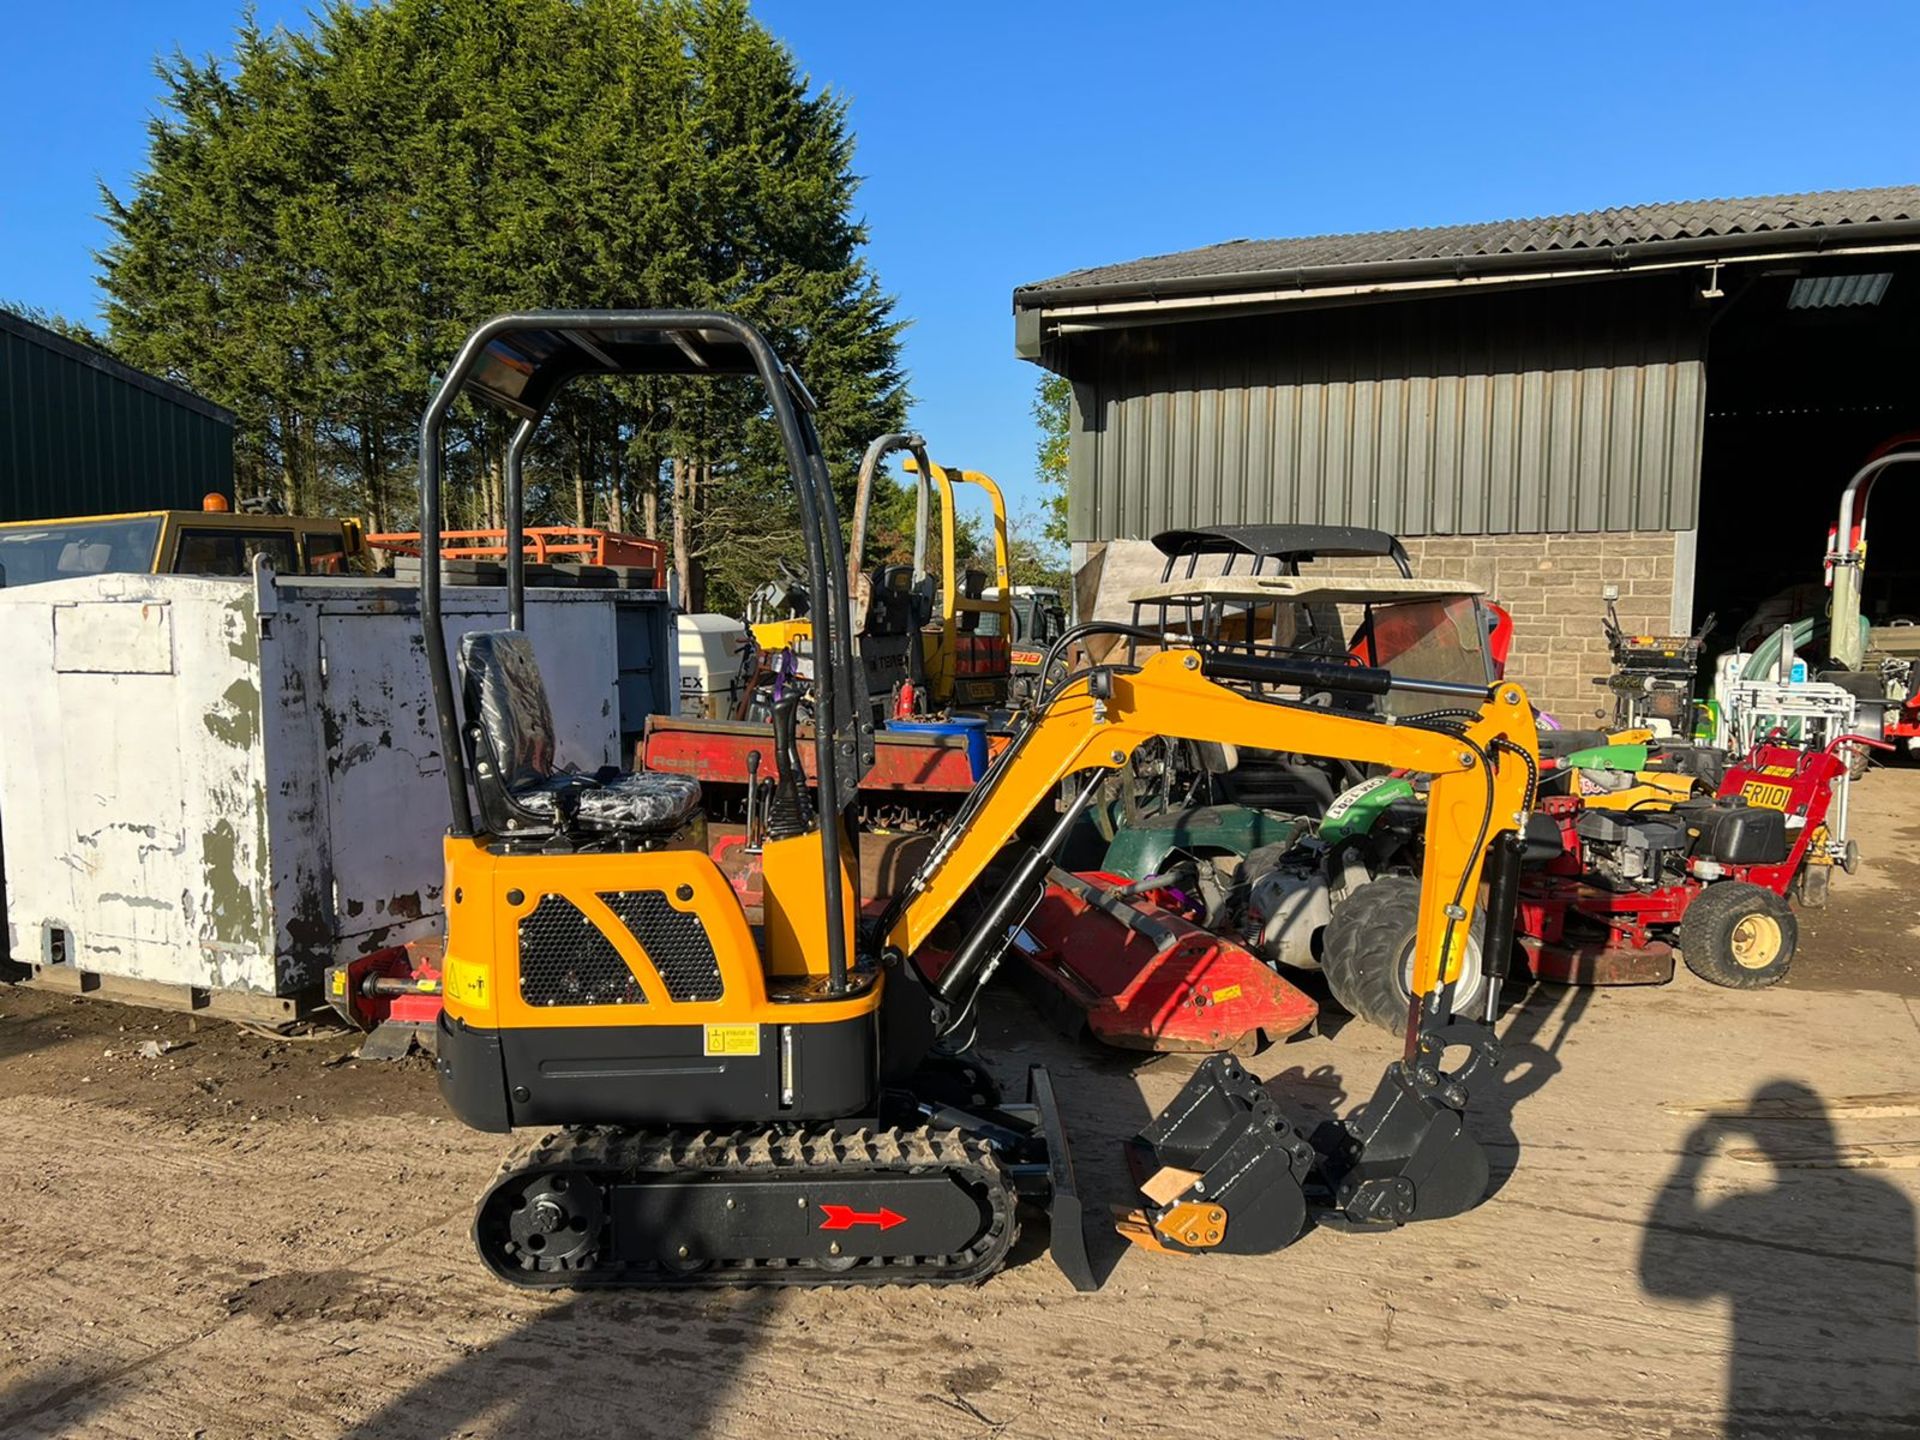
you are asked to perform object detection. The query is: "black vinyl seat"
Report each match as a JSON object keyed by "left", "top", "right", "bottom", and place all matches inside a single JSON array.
[{"left": 459, "top": 629, "right": 700, "bottom": 837}]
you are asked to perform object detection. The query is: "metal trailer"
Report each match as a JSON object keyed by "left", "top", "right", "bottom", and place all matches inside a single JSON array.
[{"left": 0, "top": 562, "right": 672, "bottom": 1022}]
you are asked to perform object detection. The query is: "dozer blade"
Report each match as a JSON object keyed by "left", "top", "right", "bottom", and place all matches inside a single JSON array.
[
  {"left": 1121, "top": 1054, "right": 1313, "bottom": 1255},
  {"left": 1309, "top": 1020, "right": 1498, "bottom": 1228},
  {"left": 1026, "top": 1065, "right": 1098, "bottom": 1292}
]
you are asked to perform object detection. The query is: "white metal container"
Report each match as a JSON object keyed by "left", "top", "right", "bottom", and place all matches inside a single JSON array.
[{"left": 0, "top": 565, "right": 662, "bottom": 1018}]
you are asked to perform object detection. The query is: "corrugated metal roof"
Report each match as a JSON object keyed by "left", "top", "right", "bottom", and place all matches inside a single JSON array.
[
  {"left": 0, "top": 310, "right": 233, "bottom": 422},
  {"left": 1019, "top": 185, "right": 1920, "bottom": 303}
]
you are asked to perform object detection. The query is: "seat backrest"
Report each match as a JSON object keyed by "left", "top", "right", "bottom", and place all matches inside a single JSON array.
[{"left": 460, "top": 630, "right": 558, "bottom": 792}]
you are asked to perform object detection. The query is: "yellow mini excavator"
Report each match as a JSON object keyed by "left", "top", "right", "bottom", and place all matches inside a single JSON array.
[
  {"left": 745, "top": 430, "right": 1017, "bottom": 720},
  {"left": 419, "top": 312, "right": 1542, "bottom": 1290}
]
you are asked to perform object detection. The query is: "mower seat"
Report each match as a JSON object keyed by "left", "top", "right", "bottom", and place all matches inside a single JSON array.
[{"left": 459, "top": 629, "right": 700, "bottom": 837}]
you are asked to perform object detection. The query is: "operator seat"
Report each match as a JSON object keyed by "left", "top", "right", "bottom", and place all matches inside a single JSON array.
[{"left": 458, "top": 630, "right": 701, "bottom": 838}]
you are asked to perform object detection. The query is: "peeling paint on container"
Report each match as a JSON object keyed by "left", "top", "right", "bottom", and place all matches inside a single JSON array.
[{"left": 0, "top": 570, "right": 665, "bottom": 999}]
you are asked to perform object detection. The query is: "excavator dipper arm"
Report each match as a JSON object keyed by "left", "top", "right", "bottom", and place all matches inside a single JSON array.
[
  {"left": 889, "top": 648, "right": 1535, "bottom": 1013},
  {"left": 882, "top": 645, "right": 1540, "bottom": 1257}
]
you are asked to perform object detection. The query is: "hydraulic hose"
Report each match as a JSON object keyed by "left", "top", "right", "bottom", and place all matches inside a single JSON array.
[{"left": 933, "top": 770, "right": 1108, "bottom": 1014}]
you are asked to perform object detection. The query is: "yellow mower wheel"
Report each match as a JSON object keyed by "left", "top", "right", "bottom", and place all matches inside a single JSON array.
[{"left": 1678, "top": 881, "right": 1796, "bottom": 989}]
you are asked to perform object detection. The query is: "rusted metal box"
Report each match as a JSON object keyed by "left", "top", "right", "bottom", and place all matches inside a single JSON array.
[{"left": 0, "top": 567, "right": 667, "bottom": 1017}]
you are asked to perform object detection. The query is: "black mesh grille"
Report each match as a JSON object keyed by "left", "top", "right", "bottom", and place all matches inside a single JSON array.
[
  {"left": 598, "top": 890, "right": 723, "bottom": 1003},
  {"left": 517, "top": 894, "right": 646, "bottom": 1007}
]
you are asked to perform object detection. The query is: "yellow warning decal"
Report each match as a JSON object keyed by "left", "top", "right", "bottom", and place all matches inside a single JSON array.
[
  {"left": 329, "top": 970, "right": 347, "bottom": 997},
  {"left": 443, "top": 956, "right": 489, "bottom": 1008},
  {"left": 704, "top": 1024, "right": 761, "bottom": 1057},
  {"left": 1212, "top": 984, "right": 1244, "bottom": 1004}
]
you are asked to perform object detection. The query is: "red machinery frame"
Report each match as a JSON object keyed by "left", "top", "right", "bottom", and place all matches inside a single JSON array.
[
  {"left": 1001, "top": 871, "right": 1319, "bottom": 1053},
  {"left": 1888, "top": 691, "right": 1920, "bottom": 746},
  {"left": 640, "top": 714, "right": 994, "bottom": 792},
  {"left": 1516, "top": 738, "right": 1860, "bottom": 984}
]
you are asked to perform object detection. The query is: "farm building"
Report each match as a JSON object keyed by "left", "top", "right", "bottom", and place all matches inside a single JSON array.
[
  {"left": 0, "top": 308, "right": 233, "bottom": 522},
  {"left": 1015, "top": 186, "right": 1920, "bottom": 720}
]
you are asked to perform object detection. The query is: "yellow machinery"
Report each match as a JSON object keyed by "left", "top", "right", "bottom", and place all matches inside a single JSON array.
[
  {"left": 1555, "top": 727, "right": 1707, "bottom": 810},
  {"left": 418, "top": 311, "right": 1541, "bottom": 1289},
  {"left": 897, "top": 451, "right": 1014, "bottom": 709},
  {"left": 0, "top": 497, "right": 365, "bottom": 585},
  {"left": 748, "top": 432, "right": 1015, "bottom": 717}
]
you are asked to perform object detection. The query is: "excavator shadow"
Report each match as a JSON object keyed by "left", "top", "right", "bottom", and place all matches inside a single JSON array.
[
  {"left": 344, "top": 1289, "right": 788, "bottom": 1437},
  {"left": 1476, "top": 979, "right": 1594, "bottom": 1199}
]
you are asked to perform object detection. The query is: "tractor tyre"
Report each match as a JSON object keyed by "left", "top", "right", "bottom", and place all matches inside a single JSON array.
[
  {"left": 1677, "top": 880, "right": 1796, "bottom": 989},
  {"left": 1321, "top": 877, "right": 1490, "bottom": 1034}
]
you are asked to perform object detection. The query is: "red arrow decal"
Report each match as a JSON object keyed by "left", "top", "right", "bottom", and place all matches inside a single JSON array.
[{"left": 818, "top": 1204, "right": 906, "bottom": 1232}]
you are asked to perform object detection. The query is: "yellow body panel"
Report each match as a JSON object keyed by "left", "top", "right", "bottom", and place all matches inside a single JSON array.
[
  {"left": 1574, "top": 771, "right": 1696, "bottom": 810},
  {"left": 759, "top": 830, "right": 856, "bottom": 977},
  {"left": 438, "top": 837, "right": 876, "bottom": 1032},
  {"left": 750, "top": 619, "right": 814, "bottom": 652}
]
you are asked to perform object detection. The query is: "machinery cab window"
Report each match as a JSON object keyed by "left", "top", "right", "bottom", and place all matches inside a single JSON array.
[
  {"left": 304, "top": 530, "right": 348, "bottom": 574},
  {"left": 171, "top": 527, "right": 300, "bottom": 577},
  {"left": 0, "top": 515, "right": 164, "bottom": 587}
]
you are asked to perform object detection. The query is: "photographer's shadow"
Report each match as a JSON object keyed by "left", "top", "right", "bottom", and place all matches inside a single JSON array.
[{"left": 1639, "top": 1080, "right": 1920, "bottom": 1437}]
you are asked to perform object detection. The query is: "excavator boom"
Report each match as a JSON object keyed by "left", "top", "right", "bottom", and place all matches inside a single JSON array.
[
  {"left": 887, "top": 647, "right": 1536, "bottom": 1017},
  {"left": 876, "top": 642, "right": 1540, "bottom": 1255}
]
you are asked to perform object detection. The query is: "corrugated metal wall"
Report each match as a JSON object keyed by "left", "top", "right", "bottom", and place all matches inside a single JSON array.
[
  {"left": 1065, "top": 280, "right": 1707, "bottom": 543},
  {"left": 1, "top": 312, "right": 233, "bottom": 522}
]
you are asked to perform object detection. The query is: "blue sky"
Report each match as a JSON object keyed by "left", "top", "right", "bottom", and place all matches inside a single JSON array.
[{"left": 4, "top": 1, "right": 1918, "bottom": 518}]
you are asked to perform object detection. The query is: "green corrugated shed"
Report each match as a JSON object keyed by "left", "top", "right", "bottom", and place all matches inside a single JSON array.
[{"left": 0, "top": 310, "right": 234, "bottom": 521}]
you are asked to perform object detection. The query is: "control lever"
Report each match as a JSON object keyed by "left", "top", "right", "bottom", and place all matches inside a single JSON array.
[
  {"left": 743, "top": 749, "right": 763, "bottom": 852},
  {"left": 764, "top": 692, "right": 812, "bottom": 840}
]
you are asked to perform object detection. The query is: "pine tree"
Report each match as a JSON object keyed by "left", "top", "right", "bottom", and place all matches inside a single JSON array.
[{"left": 99, "top": 0, "right": 905, "bottom": 611}]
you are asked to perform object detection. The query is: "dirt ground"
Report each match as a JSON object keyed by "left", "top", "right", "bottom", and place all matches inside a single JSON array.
[{"left": 3, "top": 771, "right": 1918, "bottom": 1439}]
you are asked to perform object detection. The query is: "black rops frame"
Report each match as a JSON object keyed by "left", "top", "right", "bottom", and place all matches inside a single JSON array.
[{"left": 416, "top": 310, "right": 868, "bottom": 994}]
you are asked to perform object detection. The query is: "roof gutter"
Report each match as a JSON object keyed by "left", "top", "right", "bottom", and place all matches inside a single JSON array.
[{"left": 1014, "top": 218, "right": 1920, "bottom": 315}]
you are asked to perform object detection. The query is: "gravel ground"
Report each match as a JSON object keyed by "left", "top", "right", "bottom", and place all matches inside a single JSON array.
[{"left": 2, "top": 768, "right": 1917, "bottom": 1439}]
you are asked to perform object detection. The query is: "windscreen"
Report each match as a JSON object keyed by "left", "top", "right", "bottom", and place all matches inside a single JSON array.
[
  {"left": 1353, "top": 596, "right": 1493, "bottom": 714},
  {"left": 0, "top": 516, "right": 163, "bottom": 588}
]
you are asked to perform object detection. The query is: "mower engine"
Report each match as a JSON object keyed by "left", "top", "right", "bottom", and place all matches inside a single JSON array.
[{"left": 1571, "top": 810, "right": 1691, "bottom": 891}]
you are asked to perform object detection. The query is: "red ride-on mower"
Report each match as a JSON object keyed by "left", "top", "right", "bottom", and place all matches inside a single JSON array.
[{"left": 1517, "top": 735, "right": 1883, "bottom": 988}]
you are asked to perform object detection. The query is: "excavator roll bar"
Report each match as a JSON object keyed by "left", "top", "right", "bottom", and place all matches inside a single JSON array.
[{"left": 415, "top": 310, "right": 869, "bottom": 993}]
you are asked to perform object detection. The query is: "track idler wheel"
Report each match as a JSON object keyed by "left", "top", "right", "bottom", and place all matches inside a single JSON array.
[
  {"left": 486, "top": 1171, "right": 606, "bottom": 1275},
  {"left": 1121, "top": 1054, "right": 1314, "bottom": 1255}
]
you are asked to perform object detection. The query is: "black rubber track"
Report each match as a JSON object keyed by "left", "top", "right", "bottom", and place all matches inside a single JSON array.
[
  {"left": 1676, "top": 879, "right": 1797, "bottom": 989},
  {"left": 474, "top": 1123, "right": 1018, "bottom": 1290},
  {"left": 1320, "top": 876, "right": 1487, "bottom": 1034}
]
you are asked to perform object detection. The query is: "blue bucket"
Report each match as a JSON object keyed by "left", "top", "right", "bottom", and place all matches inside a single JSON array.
[{"left": 886, "top": 715, "right": 991, "bottom": 781}]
